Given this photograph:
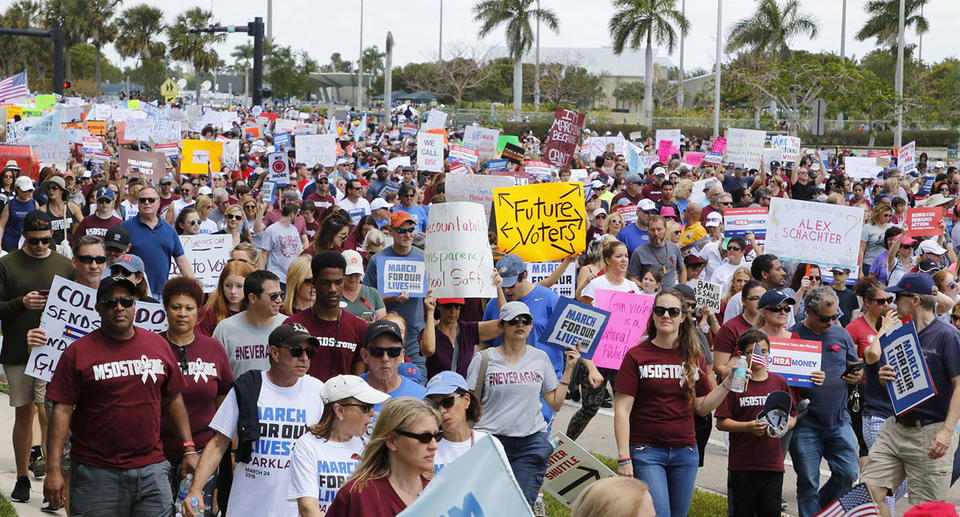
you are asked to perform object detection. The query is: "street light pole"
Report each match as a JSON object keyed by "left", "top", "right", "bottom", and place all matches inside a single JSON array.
[
  {"left": 438, "top": 0, "right": 443, "bottom": 62},
  {"left": 895, "top": 0, "right": 904, "bottom": 148},
  {"left": 713, "top": 0, "right": 722, "bottom": 138},
  {"left": 534, "top": 0, "right": 540, "bottom": 108},
  {"left": 840, "top": 0, "right": 846, "bottom": 60},
  {"left": 357, "top": 0, "right": 364, "bottom": 110}
]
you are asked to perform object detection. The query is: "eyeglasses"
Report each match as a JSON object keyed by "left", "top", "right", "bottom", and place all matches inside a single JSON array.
[
  {"left": 276, "top": 344, "right": 317, "bottom": 358},
  {"left": 763, "top": 305, "right": 792, "bottom": 313},
  {"left": 186, "top": 220, "right": 200, "bottom": 226},
  {"left": 139, "top": 197, "right": 158, "bottom": 204},
  {"left": 652, "top": 306, "right": 682, "bottom": 318},
  {"left": 727, "top": 246, "right": 741, "bottom": 252},
  {"left": 428, "top": 393, "right": 462, "bottom": 410},
  {"left": 368, "top": 346, "right": 404, "bottom": 358},
  {"left": 395, "top": 429, "right": 444, "bottom": 444},
  {"left": 506, "top": 316, "right": 533, "bottom": 326},
  {"left": 226, "top": 214, "right": 243, "bottom": 221},
  {"left": 76, "top": 255, "right": 107, "bottom": 264},
  {"left": 393, "top": 226, "right": 416, "bottom": 234},
  {"left": 264, "top": 291, "right": 284, "bottom": 301},
  {"left": 747, "top": 345, "right": 771, "bottom": 356},
  {"left": 339, "top": 402, "right": 374, "bottom": 413},
  {"left": 870, "top": 297, "right": 894, "bottom": 305},
  {"left": 100, "top": 296, "right": 135, "bottom": 308},
  {"left": 811, "top": 308, "right": 840, "bottom": 323}
]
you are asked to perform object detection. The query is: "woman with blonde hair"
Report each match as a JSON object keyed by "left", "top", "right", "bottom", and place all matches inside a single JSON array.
[
  {"left": 571, "top": 477, "right": 655, "bottom": 517},
  {"left": 603, "top": 212, "right": 625, "bottom": 237},
  {"left": 282, "top": 255, "right": 315, "bottom": 316},
  {"left": 231, "top": 241, "right": 264, "bottom": 269},
  {"left": 721, "top": 266, "right": 752, "bottom": 317},
  {"left": 197, "top": 259, "right": 255, "bottom": 336},
  {"left": 673, "top": 178, "right": 693, "bottom": 214},
  {"left": 194, "top": 196, "right": 218, "bottom": 234},
  {"left": 859, "top": 203, "right": 893, "bottom": 274},
  {"left": 363, "top": 229, "right": 387, "bottom": 258},
  {"left": 326, "top": 397, "right": 441, "bottom": 517},
  {"left": 288, "top": 375, "right": 389, "bottom": 516},
  {"left": 217, "top": 204, "right": 247, "bottom": 247}
]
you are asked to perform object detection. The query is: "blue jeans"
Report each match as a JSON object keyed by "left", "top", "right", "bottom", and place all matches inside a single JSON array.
[
  {"left": 630, "top": 444, "right": 700, "bottom": 517},
  {"left": 789, "top": 424, "right": 860, "bottom": 517},
  {"left": 495, "top": 432, "right": 553, "bottom": 507}
]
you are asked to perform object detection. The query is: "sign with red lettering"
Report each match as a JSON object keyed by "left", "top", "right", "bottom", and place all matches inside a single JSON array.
[
  {"left": 544, "top": 433, "right": 615, "bottom": 508},
  {"left": 423, "top": 202, "right": 496, "bottom": 298},
  {"left": 543, "top": 108, "right": 585, "bottom": 168},
  {"left": 763, "top": 198, "right": 864, "bottom": 269},
  {"left": 905, "top": 207, "right": 943, "bottom": 237}
]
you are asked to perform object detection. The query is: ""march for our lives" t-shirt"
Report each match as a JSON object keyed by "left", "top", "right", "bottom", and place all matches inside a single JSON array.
[
  {"left": 434, "top": 430, "right": 488, "bottom": 473},
  {"left": 288, "top": 435, "right": 364, "bottom": 514}
]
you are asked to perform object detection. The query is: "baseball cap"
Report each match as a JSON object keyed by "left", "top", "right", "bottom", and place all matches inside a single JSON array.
[
  {"left": 499, "top": 301, "right": 532, "bottom": 322},
  {"left": 159, "top": 175, "right": 174, "bottom": 185},
  {"left": 917, "top": 258, "right": 941, "bottom": 274},
  {"left": 322, "top": 374, "right": 390, "bottom": 405},
  {"left": 336, "top": 158, "right": 352, "bottom": 166},
  {"left": 705, "top": 212, "right": 723, "bottom": 227},
  {"left": 104, "top": 225, "right": 130, "bottom": 251},
  {"left": 758, "top": 289, "right": 797, "bottom": 309},
  {"left": 365, "top": 319, "right": 404, "bottom": 345},
  {"left": 268, "top": 322, "right": 321, "bottom": 348},
  {"left": 425, "top": 371, "right": 469, "bottom": 397},
  {"left": 96, "top": 186, "right": 115, "bottom": 201},
  {"left": 342, "top": 249, "right": 364, "bottom": 276},
  {"left": 652, "top": 166, "right": 667, "bottom": 177},
  {"left": 934, "top": 161, "right": 946, "bottom": 169},
  {"left": 637, "top": 199, "right": 657, "bottom": 212},
  {"left": 673, "top": 284, "right": 696, "bottom": 302},
  {"left": 903, "top": 501, "right": 958, "bottom": 517},
  {"left": 389, "top": 210, "right": 414, "bottom": 228},
  {"left": 198, "top": 186, "right": 213, "bottom": 196},
  {"left": 626, "top": 174, "right": 643, "bottom": 185},
  {"left": 886, "top": 273, "right": 936, "bottom": 296},
  {"left": 831, "top": 267, "right": 851, "bottom": 275},
  {"left": 438, "top": 298, "right": 465, "bottom": 305},
  {"left": 683, "top": 254, "right": 706, "bottom": 266},
  {"left": 111, "top": 254, "right": 145, "bottom": 274},
  {"left": 918, "top": 240, "right": 947, "bottom": 256},
  {"left": 22, "top": 210, "right": 51, "bottom": 232},
  {"left": 371, "top": 198, "right": 391, "bottom": 211},
  {"left": 769, "top": 160, "right": 781, "bottom": 169},
  {"left": 592, "top": 207, "right": 607, "bottom": 218},
  {"left": 496, "top": 254, "right": 526, "bottom": 288},
  {"left": 15, "top": 176, "right": 34, "bottom": 192},
  {"left": 758, "top": 391, "right": 792, "bottom": 419},
  {"left": 97, "top": 274, "right": 137, "bottom": 299}
]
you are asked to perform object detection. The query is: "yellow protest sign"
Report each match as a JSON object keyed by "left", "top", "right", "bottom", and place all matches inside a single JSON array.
[
  {"left": 493, "top": 182, "right": 585, "bottom": 261},
  {"left": 127, "top": 99, "right": 140, "bottom": 110},
  {"left": 35, "top": 94, "right": 56, "bottom": 111},
  {"left": 180, "top": 139, "right": 223, "bottom": 175},
  {"left": 5, "top": 106, "right": 22, "bottom": 121},
  {"left": 161, "top": 79, "right": 179, "bottom": 104}
]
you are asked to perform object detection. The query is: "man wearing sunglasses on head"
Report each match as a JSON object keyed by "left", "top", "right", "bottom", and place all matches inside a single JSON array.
[
  {"left": 213, "top": 270, "right": 289, "bottom": 378},
  {"left": 360, "top": 319, "right": 427, "bottom": 429},
  {"left": 0, "top": 210, "right": 73, "bottom": 502},
  {"left": 182, "top": 322, "right": 325, "bottom": 517}
]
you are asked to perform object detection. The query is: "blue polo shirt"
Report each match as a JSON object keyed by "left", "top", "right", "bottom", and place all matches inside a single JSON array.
[
  {"left": 395, "top": 205, "right": 427, "bottom": 232},
  {"left": 616, "top": 223, "right": 649, "bottom": 257},
  {"left": 790, "top": 322, "right": 858, "bottom": 430},
  {"left": 905, "top": 319, "right": 960, "bottom": 423},
  {"left": 121, "top": 216, "right": 184, "bottom": 296}
]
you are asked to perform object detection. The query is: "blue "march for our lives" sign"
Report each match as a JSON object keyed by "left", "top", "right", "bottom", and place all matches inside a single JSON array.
[
  {"left": 538, "top": 297, "right": 610, "bottom": 360},
  {"left": 881, "top": 320, "right": 936, "bottom": 416}
]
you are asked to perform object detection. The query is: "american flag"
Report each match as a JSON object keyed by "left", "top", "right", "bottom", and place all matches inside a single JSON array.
[
  {"left": 0, "top": 71, "right": 29, "bottom": 103},
  {"left": 750, "top": 343, "right": 768, "bottom": 369},
  {"left": 814, "top": 484, "right": 879, "bottom": 517}
]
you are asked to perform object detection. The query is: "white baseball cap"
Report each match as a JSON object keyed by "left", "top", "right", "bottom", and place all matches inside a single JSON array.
[
  {"left": 371, "top": 198, "right": 391, "bottom": 211},
  {"left": 342, "top": 249, "right": 364, "bottom": 275},
  {"left": 322, "top": 375, "right": 390, "bottom": 405},
  {"left": 198, "top": 186, "right": 213, "bottom": 196},
  {"left": 14, "top": 176, "right": 34, "bottom": 192},
  {"left": 705, "top": 212, "right": 723, "bottom": 227},
  {"left": 592, "top": 207, "right": 607, "bottom": 218}
]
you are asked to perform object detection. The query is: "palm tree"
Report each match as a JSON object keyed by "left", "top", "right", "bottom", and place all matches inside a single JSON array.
[
  {"left": 362, "top": 45, "right": 385, "bottom": 76},
  {"left": 167, "top": 7, "right": 225, "bottom": 102},
  {"left": 87, "top": 0, "right": 121, "bottom": 93},
  {"left": 608, "top": 0, "right": 689, "bottom": 129},
  {"left": 856, "top": 0, "right": 928, "bottom": 49},
  {"left": 725, "top": 0, "right": 818, "bottom": 62},
  {"left": 474, "top": 0, "right": 559, "bottom": 120},
  {"left": 45, "top": 0, "right": 91, "bottom": 82},
  {"left": 114, "top": 4, "right": 166, "bottom": 62}
]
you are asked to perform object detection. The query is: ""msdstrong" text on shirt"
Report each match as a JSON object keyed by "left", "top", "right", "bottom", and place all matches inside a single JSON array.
[
  {"left": 92, "top": 355, "right": 165, "bottom": 383},
  {"left": 637, "top": 364, "right": 684, "bottom": 379}
]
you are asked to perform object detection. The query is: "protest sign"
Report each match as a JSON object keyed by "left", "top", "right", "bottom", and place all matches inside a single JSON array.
[
  {"left": 695, "top": 280, "right": 723, "bottom": 313},
  {"left": 34, "top": 94, "right": 55, "bottom": 111},
  {"left": 31, "top": 137, "right": 71, "bottom": 169},
  {"left": 81, "top": 136, "right": 103, "bottom": 152},
  {"left": 501, "top": 142, "right": 524, "bottom": 164},
  {"left": 490, "top": 169, "right": 530, "bottom": 186},
  {"left": 493, "top": 182, "right": 586, "bottom": 262},
  {"left": 386, "top": 155, "right": 410, "bottom": 171},
  {"left": 591, "top": 290, "right": 655, "bottom": 369},
  {"left": 711, "top": 136, "right": 727, "bottom": 154},
  {"left": 763, "top": 198, "right": 864, "bottom": 269},
  {"left": 526, "top": 261, "right": 577, "bottom": 298},
  {"left": 118, "top": 148, "right": 166, "bottom": 180},
  {"left": 544, "top": 433, "right": 616, "bottom": 509},
  {"left": 273, "top": 131, "right": 291, "bottom": 150},
  {"left": 899, "top": 141, "right": 917, "bottom": 175},
  {"left": 123, "top": 118, "right": 152, "bottom": 142},
  {"left": 422, "top": 109, "right": 448, "bottom": 131},
  {"left": 27, "top": 276, "right": 168, "bottom": 381},
  {"left": 905, "top": 207, "right": 943, "bottom": 237},
  {"left": 180, "top": 139, "right": 222, "bottom": 175},
  {"left": 463, "top": 125, "right": 500, "bottom": 161},
  {"left": 616, "top": 203, "right": 638, "bottom": 224},
  {"left": 723, "top": 207, "right": 768, "bottom": 240},
  {"left": 688, "top": 177, "right": 721, "bottom": 205},
  {"left": 397, "top": 436, "right": 533, "bottom": 517},
  {"left": 296, "top": 134, "right": 337, "bottom": 167},
  {"left": 767, "top": 337, "right": 822, "bottom": 388},
  {"left": 400, "top": 124, "right": 418, "bottom": 138},
  {"left": 5, "top": 105, "right": 22, "bottom": 121},
  {"left": 423, "top": 202, "right": 496, "bottom": 298},
  {"left": 416, "top": 131, "right": 445, "bottom": 172},
  {"left": 583, "top": 136, "right": 623, "bottom": 160},
  {"left": 845, "top": 156, "right": 883, "bottom": 179},
  {"left": 726, "top": 128, "right": 766, "bottom": 169},
  {"left": 0, "top": 145, "right": 38, "bottom": 180},
  {"left": 485, "top": 159, "right": 509, "bottom": 172},
  {"left": 524, "top": 160, "right": 553, "bottom": 182},
  {"left": 703, "top": 151, "right": 723, "bottom": 165},
  {"left": 155, "top": 142, "right": 179, "bottom": 158},
  {"left": 22, "top": 109, "right": 61, "bottom": 143},
  {"left": 771, "top": 135, "right": 801, "bottom": 163},
  {"left": 446, "top": 174, "right": 516, "bottom": 217},
  {"left": 448, "top": 144, "right": 479, "bottom": 168},
  {"left": 497, "top": 134, "right": 520, "bottom": 156},
  {"left": 540, "top": 298, "right": 610, "bottom": 359},
  {"left": 880, "top": 320, "right": 936, "bottom": 416},
  {"left": 544, "top": 108, "right": 585, "bottom": 168},
  {"left": 376, "top": 254, "right": 427, "bottom": 297},
  {"left": 220, "top": 139, "right": 239, "bottom": 171},
  {"left": 260, "top": 181, "right": 276, "bottom": 204},
  {"left": 684, "top": 152, "right": 704, "bottom": 167},
  {"left": 267, "top": 151, "right": 290, "bottom": 185},
  {"left": 657, "top": 140, "right": 675, "bottom": 163},
  {"left": 274, "top": 118, "right": 297, "bottom": 134},
  {"left": 656, "top": 129, "right": 682, "bottom": 149},
  {"left": 169, "top": 234, "right": 231, "bottom": 292}
]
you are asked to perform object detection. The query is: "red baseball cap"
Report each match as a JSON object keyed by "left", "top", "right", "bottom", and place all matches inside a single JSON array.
[{"left": 438, "top": 298, "right": 465, "bottom": 305}]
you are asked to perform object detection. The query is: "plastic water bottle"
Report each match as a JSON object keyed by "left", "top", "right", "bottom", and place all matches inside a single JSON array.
[
  {"left": 173, "top": 474, "right": 192, "bottom": 517},
  {"left": 730, "top": 355, "right": 748, "bottom": 393},
  {"left": 189, "top": 497, "right": 201, "bottom": 515}
]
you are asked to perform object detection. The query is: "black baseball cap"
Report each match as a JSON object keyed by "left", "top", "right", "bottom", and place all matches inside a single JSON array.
[
  {"left": 104, "top": 225, "right": 130, "bottom": 251},
  {"left": 22, "top": 210, "right": 52, "bottom": 232},
  {"left": 757, "top": 390, "right": 793, "bottom": 420},
  {"left": 269, "top": 323, "right": 320, "bottom": 348},
  {"left": 365, "top": 319, "right": 403, "bottom": 345},
  {"left": 97, "top": 275, "right": 137, "bottom": 299}
]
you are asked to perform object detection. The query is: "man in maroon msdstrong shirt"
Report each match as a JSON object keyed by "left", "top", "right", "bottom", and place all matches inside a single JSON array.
[{"left": 43, "top": 275, "right": 198, "bottom": 514}]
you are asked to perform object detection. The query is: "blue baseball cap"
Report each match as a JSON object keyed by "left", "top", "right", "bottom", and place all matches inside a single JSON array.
[
  {"left": 96, "top": 187, "right": 115, "bottom": 201},
  {"left": 886, "top": 273, "right": 936, "bottom": 296},
  {"left": 425, "top": 371, "right": 469, "bottom": 397},
  {"left": 497, "top": 254, "right": 526, "bottom": 288},
  {"left": 758, "top": 289, "right": 797, "bottom": 310}
]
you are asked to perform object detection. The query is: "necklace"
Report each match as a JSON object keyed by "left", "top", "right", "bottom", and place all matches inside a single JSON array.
[{"left": 389, "top": 476, "right": 422, "bottom": 496}]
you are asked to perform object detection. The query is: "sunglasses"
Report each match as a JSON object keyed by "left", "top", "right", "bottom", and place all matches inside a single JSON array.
[
  {"left": 27, "top": 237, "right": 52, "bottom": 245},
  {"left": 186, "top": 220, "right": 200, "bottom": 226},
  {"left": 76, "top": 255, "right": 107, "bottom": 264},
  {"left": 139, "top": 197, "right": 158, "bottom": 203},
  {"left": 808, "top": 276, "right": 821, "bottom": 282},
  {"left": 429, "top": 393, "right": 462, "bottom": 410},
  {"left": 596, "top": 214, "right": 607, "bottom": 219},
  {"left": 393, "top": 227, "right": 416, "bottom": 234},
  {"left": 871, "top": 297, "right": 894, "bottom": 305},
  {"left": 339, "top": 402, "right": 374, "bottom": 413},
  {"left": 652, "top": 306, "right": 682, "bottom": 318},
  {"left": 395, "top": 429, "right": 444, "bottom": 444},
  {"left": 244, "top": 204, "right": 257, "bottom": 210},
  {"left": 368, "top": 346, "right": 404, "bottom": 358},
  {"left": 226, "top": 214, "right": 243, "bottom": 221},
  {"left": 763, "top": 305, "right": 792, "bottom": 313},
  {"left": 727, "top": 246, "right": 741, "bottom": 252},
  {"left": 811, "top": 309, "right": 840, "bottom": 323},
  {"left": 265, "top": 291, "right": 284, "bottom": 301},
  {"left": 506, "top": 316, "right": 533, "bottom": 326},
  {"left": 277, "top": 344, "right": 317, "bottom": 358},
  {"left": 719, "top": 201, "right": 733, "bottom": 206},
  {"left": 217, "top": 201, "right": 229, "bottom": 206},
  {"left": 100, "top": 296, "right": 135, "bottom": 308}
]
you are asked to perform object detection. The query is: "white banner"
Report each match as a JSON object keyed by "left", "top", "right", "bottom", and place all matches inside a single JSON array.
[
  {"left": 445, "top": 174, "right": 516, "bottom": 217},
  {"left": 416, "top": 131, "right": 445, "bottom": 172},
  {"left": 170, "top": 234, "right": 232, "bottom": 292},
  {"left": 764, "top": 197, "right": 865, "bottom": 269},
  {"left": 726, "top": 128, "right": 766, "bottom": 170},
  {"left": 845, "top": 156, "right": 883, "bottom": 179},
  {"left": 424, "top": 202, "right": 496, "bottom": 298},
  {"left": 463, "top": 126, "right": 500, "bottom": 162},
  {"left": 296, "top": 134, "right": 337, "bottom": 168}
]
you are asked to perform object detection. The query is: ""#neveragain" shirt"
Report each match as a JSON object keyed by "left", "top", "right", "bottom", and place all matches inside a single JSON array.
[
  {"left": 715, "top": 373, "right": 795, "bottom": 472},
  {"left": 209, "top": 371, "right": 325, "bottom": 517},
  {"left": 466, "top": 346, "right": 558, "bottom": 438},
  {"left": 213, "top": 312, "right": 288, "bottom": 378},
  {"left": 288, "top": 435, "right": 364, "bottom": 514}
]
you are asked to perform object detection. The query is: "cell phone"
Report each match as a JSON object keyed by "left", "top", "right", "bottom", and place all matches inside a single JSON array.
[
  {"left": 843, "top": 362, "right": 865, "bottom": 376},
  {"left": 38, "top": 290, "right": 49, "bottom": 296},
  {"left": 361, "top": 311, "right": 374, "bottom": 323}
]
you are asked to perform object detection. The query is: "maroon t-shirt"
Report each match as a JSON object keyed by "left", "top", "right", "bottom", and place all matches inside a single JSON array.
[
  {"left": 641, "top": 183, "right": 663, "bottom": 203},
  {"left": 326, "top": 476, "right": 428, "bottom": 517},
  {"left": 158, "top": 193, "right": 179, "bottom": 214},
  {"left": 160, "top": 332, "right": 234, "bottom": 457},
  {"left": 303, "top": 219, "right": 320, "bottom": 243},
  {"left": 614, "top": 340, "right": 711, "bottom": 448},
  {"left": 419, "top": 321, "right": 480, "bottom": 379},
  {"left": 715, "top": 373, "right": 795, "bottom": 472},
  {"left": 307, "top": 193, "right": 335, "bottom": 211},
  {"left": 713, "top": 315, "right": 755, "bottom": 356},
  {"left": 284, "top": 308, "right": 366, "bottom": 381},
  {"left": 47, "top": 328, "right": 187, "bottom": 468},
  {"left": 72, "top": 214, "right": 123, "bottom": 244}
]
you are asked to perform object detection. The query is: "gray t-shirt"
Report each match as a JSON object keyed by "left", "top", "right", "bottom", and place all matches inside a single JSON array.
[
  {"left": 466, "top": 346, "right": 558, "bottom": 437},
  {"left": 627, "top": 241, "right": 684, "bottom": 287},
  {"left": 860, "top": 223, "right": 887, "bottom": 269},
  {"left": 212, "top": 312, "right": 288, "bottom": 377}
]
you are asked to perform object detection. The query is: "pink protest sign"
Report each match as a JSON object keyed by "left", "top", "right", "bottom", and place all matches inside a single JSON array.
[
  {"left": 657, "top": 140, "right": 674, "bottom": 164},
  {"left": 711, "top": 136, "right": 727, "bottom": 154},
  {"left": 684, "top": 152, "right": 704, "bottom": 167},
  {"left": 591, "top": 289, "right": 655, "bottom": 369}
]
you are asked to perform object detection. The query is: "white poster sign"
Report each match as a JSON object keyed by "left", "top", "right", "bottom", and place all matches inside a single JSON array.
[
  {"left": 268, "top": 151, "right": 290, "bottom": 185},
  {"left": 422, "top": 109, "right": 448, "bottom": 131},
  {"left": 416, "top": 131, "right": 445, "bottom": 172},
  {"left": 463, "top": 126, "right": 501, "bottom": 162},
  {"left": 764, "top": 197, "right": 865, "bottom": 269},
  {"left": 169, "top": 234, "right": 232, "bottom": 292},
  {"left": 445, "top": 174, "right": 516, "bottom": 217},
  {"left": 726, "top": 128, "right": 766, "bottom": 170},
  {"left": 770, "top": 135, "right": 801, "bottom": 163},
  {"left": 424, "top": 202, "right": 496, "bottom": 298},
  {"left": 296, "top": 134, "right": 337, "bottom": 168},
  {"left": 845, "top": 156, "right": 884, "bottom": 179}
]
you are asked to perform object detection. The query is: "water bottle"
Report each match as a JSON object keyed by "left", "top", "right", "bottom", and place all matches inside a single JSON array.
[
  {"left": 173, "top": 474, "right": 192, "bottom": 517},
  {"left": 730, "top": 355, "right": 748, "bottom": 393},
  {"left": 189, "top": 497, "right": 201, "bottom": 515}
]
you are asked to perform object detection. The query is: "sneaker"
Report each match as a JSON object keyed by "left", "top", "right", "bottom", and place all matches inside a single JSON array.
[
  {"left": 533, "top": 498, "right": 548, "bottom": 517},
  {"left": 570, "top": 389, "right": 581, "bottom": 403},
  {"left": 600, "top": 392, "right": 613, "bottom": 409},
  {"left": 11, "top": 475, "right": 30, "bottom": 502},
  {"left": 28, "top": 445, "right": 41, "bottom": 471},
  {"left": 781, "top": 498, "right": 788, "bottom": 510},
  {"left": 32, "top": 456, "right": 47, "bottom": 478}
]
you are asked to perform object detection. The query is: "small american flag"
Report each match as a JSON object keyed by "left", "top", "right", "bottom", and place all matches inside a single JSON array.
[
  {"left": 0, "top": 71, "right": 29, "bottom": 103},
  {"left": 814, "top": 483, "right": 879, "bottom": 517},
  {"left": 751, "top": 343, "right": 768, "bottom": 370}
]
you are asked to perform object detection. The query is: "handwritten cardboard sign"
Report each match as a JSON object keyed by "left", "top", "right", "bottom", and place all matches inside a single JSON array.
[
  {"left": 905, "top": 207, "right": 943, "bottom": 237},
  {"left": 296, "top": 134, "right": 337, "bottom": 168},
  {"left": 417, "top": 131, "right": 445, "bottom": 172},
  {"left": 463, "top": 126, "right": 500, "bottom": 162},
  {"left": 764, "top": 198, "right": 864, "bottom": 269},
  {"left": 726, "top": 128, "right": 766, "bottom": 169},
  {"left": 424, "top": 202, "right": 496, "bottom": 298},
  {"left": 591, "top": 289, "right": 655, "bottom": 370},
  {"left": 493, "top": 182, "right": 586, "bottom": 261},
  {"left": 770, "top": 135, "right": 801, "bottom": 163},
  {"left": 544, "top": 108, "right": 585, "bottom": 168},
  {"left": 767, "top": 337, "right": 822, "bottom": 388},
  {"left": 169, "top": 234, "right": 231, "bottom": 292},
  {"left": 899, "top": 141, "right": 917, "bottom": 175},
  {"left": 844, "top": 156, "right": 884, "bottom": 179},
  {"left": 695, "top": 280, "right": 723, "bottom": 313},
  {"left": 539, "top": 298, "right": 610, "bottom": 359}
]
